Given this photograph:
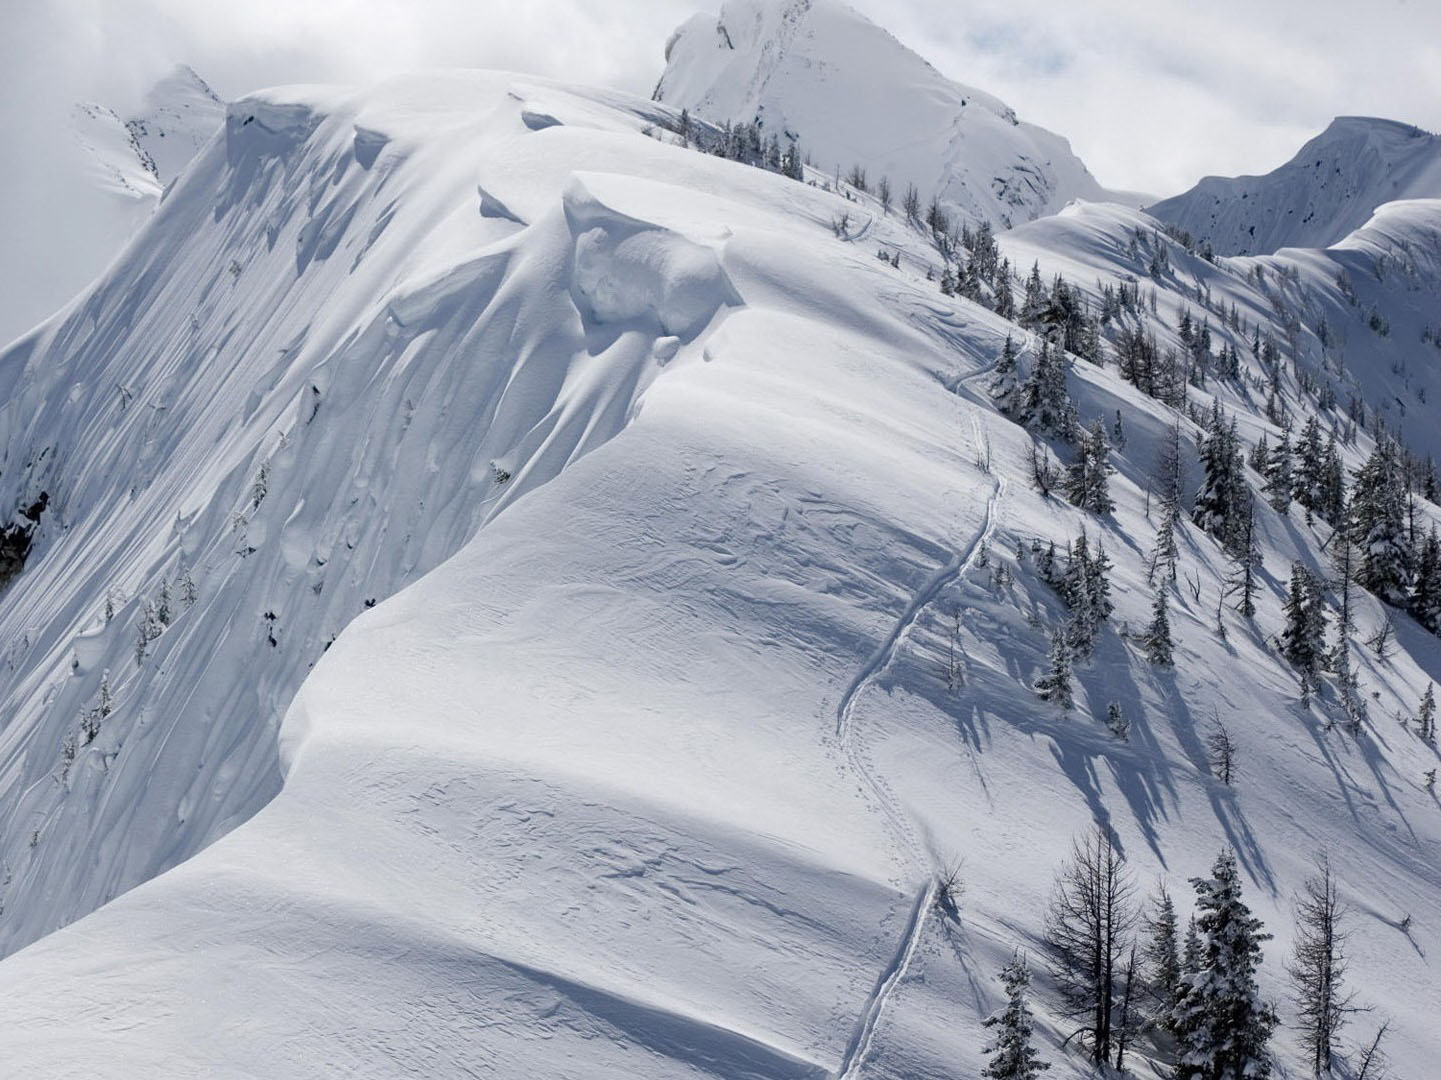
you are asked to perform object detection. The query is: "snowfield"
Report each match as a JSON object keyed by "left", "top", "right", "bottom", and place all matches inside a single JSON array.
[{"left": 0, "top": 20, "right": 1437, "bottom": 1080}]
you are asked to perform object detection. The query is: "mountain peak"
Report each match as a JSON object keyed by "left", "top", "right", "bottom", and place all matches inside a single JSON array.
[{"left": 655, "top": 0, "right": 1106, "bottom": 229}]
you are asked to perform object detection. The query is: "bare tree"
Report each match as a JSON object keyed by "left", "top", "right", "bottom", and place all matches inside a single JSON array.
[
  {"left": 1207, "top": 718, "right": 1237, "bottom": 786},
  {"left": 1286, "top": 853, "right": 1356, "bottom": 1076},
  {"left": 1353, "top": 1020, "right": 1391, "bottom": 1080},
  {"left": 1043, "top": 827, "right": 1138, "bottom": 1068}
]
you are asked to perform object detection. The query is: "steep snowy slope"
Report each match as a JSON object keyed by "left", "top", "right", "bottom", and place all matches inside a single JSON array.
[
  {"left": 1149, "top": 116, "right": 1441, "bottom": 255},
  {"left": 654, "top": 0, "right": 1114, "bottom": 229},
  {"left": 0, "top": 68, "right": 1437, "bottom": 1080}
]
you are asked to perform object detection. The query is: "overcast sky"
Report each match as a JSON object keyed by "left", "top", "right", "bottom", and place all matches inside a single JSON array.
[{"left": 3, "top": 0, "right": 1438, "bottom": 344}]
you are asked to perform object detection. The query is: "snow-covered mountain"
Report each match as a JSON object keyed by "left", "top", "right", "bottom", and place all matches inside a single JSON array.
[
  {"left": 70, "top": 65, "right": 225, "bottom": 225},
  {"left": 0, "top": 15, "right": 1438, "bottom": 1080},
  {"left": 1150, "top": 116, "right": 1441, "bottom": 255},
  {"left": 654, "top": 0, "right": 1117, "bottom": 229}
]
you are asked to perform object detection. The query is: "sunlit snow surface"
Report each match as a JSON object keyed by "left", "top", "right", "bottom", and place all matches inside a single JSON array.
[{"left": 0, "top": 68, "right": 1436, "bottom": 1078}]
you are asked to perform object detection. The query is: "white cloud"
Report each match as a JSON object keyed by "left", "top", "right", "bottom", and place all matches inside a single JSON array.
[{"left": 2, "top": 0, "right": 1438, "bottom": 342}]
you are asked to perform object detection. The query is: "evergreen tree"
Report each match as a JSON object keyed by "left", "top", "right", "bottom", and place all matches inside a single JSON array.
[
  {"left": 1017, "top": 339, "right": 1076, "bottom": 439},
  {"left": 1036, "top": 629, "right": 1074, "bottom": 709},
  {"left": 990, "top": 334, "right": 1021, "bottom": 416},
  {"left": 1063, "top": 533, "right": 1098, "bottom": 660},
  {"left": 981, "top": 953, "right": 1052, "bottom": 1079},
  {"left": 1193, "top": 404, "right": 1250, "bottom": 555},
  {"left": 1172, "top": 851, "right": 1277, "bottom": 1080},
  {"left": 1285, "top": 854, "right": 1354, "bottom": 1078},
  {"left": 1418, "top": 683, "right": 1436, "bottom": 744},
  {"left": 1065, "top": 421, "right": 1114, "bottom": 515},
  {"left": 1143, "top": 584, "right": 1174, "bottom": 666},
  {"left": 1227, "top": 501, "right": 1260, "bottom": 619},
  {"left": 1020, "top": 261, "right": 1047, "bottom": 327},
  {"left": 1280, "top": 565, "right": 1327, "bottom": 687},
  {"left": 1350, "top": 439, "right": 1413, "bottom": 604},
  {"left": 1143, "top": 883, "right": 1184, "bottom": 1026},
  {"left": 994, "top": 259, "right": 1016, "bottom": 320},
  {"left": 1264, "top": 427, "right": 1293, "bottom": 513},
  {"left": 1409, "top": 528, "right": 1441, "bottom": 633}
]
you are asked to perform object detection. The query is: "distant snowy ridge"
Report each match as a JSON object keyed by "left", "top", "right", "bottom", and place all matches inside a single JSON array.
[
  {"left": 71, "top": 65, "right": 224, "bottom": 206},
  {"left": 654, "top": 0, "right": 1115, "bottom": 229},
  {"left": 1150, "top": 116, "right": 1441, "bottom": 255}
]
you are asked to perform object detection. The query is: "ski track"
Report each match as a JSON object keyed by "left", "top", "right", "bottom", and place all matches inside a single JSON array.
[
  {"left": 831, "top": 415, "right": 1004, "bottom": 1078},
  {"left": 833, "top": 879, "right": 936, "bottom": 1080}
]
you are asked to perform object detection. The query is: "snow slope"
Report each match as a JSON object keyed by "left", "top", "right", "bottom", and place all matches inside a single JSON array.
[
  {"left": 0, "top": 67, "right": 1437, "bottom": 1080},
  {"left": 654, "top": 0, "right": 1114, "bottom": 229},
  {"left": 1149, "top": 116, "right": 1441, "bottom": 255}
]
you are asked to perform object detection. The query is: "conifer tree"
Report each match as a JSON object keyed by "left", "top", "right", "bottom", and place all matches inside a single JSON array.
[
  {"left": 1036, "top": 629, "right": 1074, "bottom": 709},
  {"left": 990, "top": 334, "right": 1021, "bottom": 416},
  {"left": 1280, "top": 564, "right": 1326, "bottom": 688},
  {"left": 1020, "top": 261, "right": 1046, "bottom": 327},
  {"left": 1350, "top": 438, "right": 1413, "bottom": 604},
  {"left": 1418, "top": 684, "right": 1436, "bottom": 744},
  {"left": 1264, "top": 427, "right": 1293, "bottom": 513},
  {"left": 1063, "top": 533, "right": 1098, "bottom": 660},
  {"left": 1143, "top": 883, "right": 1184, "bottom": 1025},
  {"left": 1172, "top": 851, "right": 1277, "bottom": 1080},
  {"left": 1193, "top": 404, "right": 1250, "bottom": 555},
  {"left": 1065, "top": 421, "right": 1114, "bottom": 515},
  {"left": 1408, "top": 528, "right": 1441, "bottom": 633},
  {"left": 1227, "top": 501, "right": 1260, "bottom": 619},
  {"left": 1143, "top": 584, "right": 1174, "bottom": 666},
  {"left": 994, "top": 259, "right": 1016, "bottom": 320},
  {"left": 1017, "top": 339, "right": 1075, "bottom": 439},
  {"left": 981, "top": 953, "right": 1052, "bottom": 1079}
]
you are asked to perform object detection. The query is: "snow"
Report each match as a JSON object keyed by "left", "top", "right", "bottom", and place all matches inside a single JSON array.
[
  {"left": 0, "top": 48, "right": 1436, "bottom": 1080},
  {"left": 654, "top": 0, "right": 1116, "bottom": 229},
  {"left": 1149, "top": 116, "right": 1441, "bottom": 256}
]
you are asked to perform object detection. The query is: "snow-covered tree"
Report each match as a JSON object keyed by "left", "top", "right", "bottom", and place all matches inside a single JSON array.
[
  {"left": 1280, "top": 564, "right": 1327, "bottom": 688},
  {"left": 990, "top": 334, "right": 1021, "bottom": 416},
  {"left": 981, "top": 953, "right": 1052, "bottom": 1079},
  {"left": 1350, "top": 439, "right": 1413, "bottom": 604},
  {"left": 1143, "top": 584, "right": 1174, "bottom": 666},
  {"left": 1264, "top": 427, "right": 1293, "bottom": 513},
  {"left": 1144, "top": 883, "right": 1184, "bottom": 1024},
  {"left": 1036, "top": 629, "right": 1074, "bottom": 709},
  {"left": 1171, "top": 850, "right": 1277, "bottom": 1080},
  {"left": 1193, "top": 403, "right": 1250, "bottom": 555},
  {"left": 1017, "top": 339, "right": 1075, "bottom": 439},
  {"left": 1409, "top": 527, "right": 1441, "bottom": 633},
  {"left": 1417, "top": 683, "right": 1436, "bottom": 744},
  {"left": 1286, "top": 853, "right": 1354, "bottom": 1078},
  {"left": 1065, "top": 421, "right": 1114, "bottom": 515}
]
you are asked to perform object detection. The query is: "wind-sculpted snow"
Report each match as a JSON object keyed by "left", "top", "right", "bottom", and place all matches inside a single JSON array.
[{"left": 0, "top": 69, "right": 1438, "bottom": 1080}]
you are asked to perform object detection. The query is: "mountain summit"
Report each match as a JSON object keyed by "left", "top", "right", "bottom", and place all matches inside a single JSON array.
[
  {"left": 654, "top": 0, "right": 1112, "bottom": 228},
  {"left": 1150, "top": 116, "right": 1441, "bottom": 255}
]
